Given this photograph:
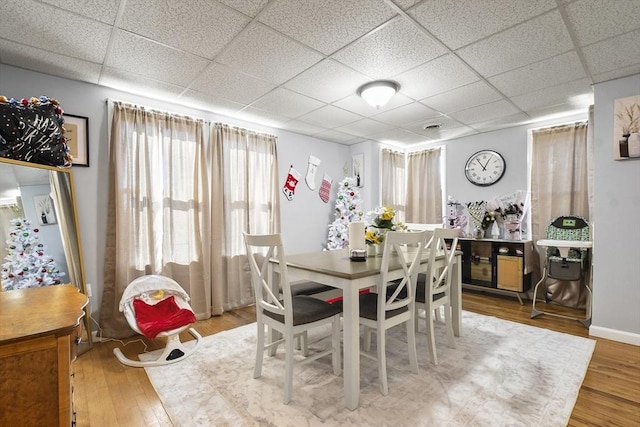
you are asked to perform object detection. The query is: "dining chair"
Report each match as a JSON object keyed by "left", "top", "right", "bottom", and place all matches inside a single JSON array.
[
  {"left": 358, "top": 230, "right": 428, "bottom": 396},
  {"left": 415, "top": 228, "right": 460, "bottom": 365},
  {"left": 243, "top": 232, "right": 342, "bottom": 404}
]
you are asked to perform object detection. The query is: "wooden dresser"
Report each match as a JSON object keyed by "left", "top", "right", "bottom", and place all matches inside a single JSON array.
[{"left": 0, "top": 285, "right": 88, "bottom": 426}]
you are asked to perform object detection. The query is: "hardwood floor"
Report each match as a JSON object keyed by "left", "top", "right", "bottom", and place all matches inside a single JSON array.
[{"left": 73, "top": 291, "right": 639, "bottom": 426}]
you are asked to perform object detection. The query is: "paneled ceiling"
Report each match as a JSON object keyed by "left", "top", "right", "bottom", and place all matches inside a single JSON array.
[{"left": 1, "top": 0, "right": 638, "bottom": 147}]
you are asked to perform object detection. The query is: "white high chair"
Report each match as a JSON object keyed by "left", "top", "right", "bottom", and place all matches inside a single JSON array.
[{"left": 113, "top": 275, "right": 203, "bottom": 367}]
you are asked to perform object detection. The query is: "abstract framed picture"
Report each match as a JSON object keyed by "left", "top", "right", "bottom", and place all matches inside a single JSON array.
[
  {"left": 33, "top": 195, "right": 57, "bottom": 225},
  {"left": 64, "top": 114, "right": 90, "bottom": 166},
  {"left": 613, "top": 95, "right": 640, "bottom": 160},
  {"left": 352, "top": 153, "right": 364, "bottom": 187}
]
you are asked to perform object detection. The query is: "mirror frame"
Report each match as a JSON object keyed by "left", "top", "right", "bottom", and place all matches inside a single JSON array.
[{"left": 0, "top": 157, "right": 92, "bottom": 350}]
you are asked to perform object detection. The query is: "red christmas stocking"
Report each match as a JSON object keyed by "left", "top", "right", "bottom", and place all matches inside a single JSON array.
[
  {"left": 282, "top": 166, "right": 301, "bottom": 201},
  {"left": 318, "top": 173, "right": 332, "bottom": 203}
]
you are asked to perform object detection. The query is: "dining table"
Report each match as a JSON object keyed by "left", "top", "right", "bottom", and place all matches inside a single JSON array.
[{"left": 270, "top": 247, "right": 462, "bottom": 411}]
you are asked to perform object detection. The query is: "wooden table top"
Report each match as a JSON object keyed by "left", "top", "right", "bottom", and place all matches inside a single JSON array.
[{"left": 0, "top": 285, "right": 88, "bottom": 343}]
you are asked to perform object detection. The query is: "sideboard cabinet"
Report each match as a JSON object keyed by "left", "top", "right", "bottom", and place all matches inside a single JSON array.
[
  {"left": 457, "top": 238, "right": 534, "bottom": 303},
  {"left": 0, "top": 285, "right": 87, "bottom": 426}
]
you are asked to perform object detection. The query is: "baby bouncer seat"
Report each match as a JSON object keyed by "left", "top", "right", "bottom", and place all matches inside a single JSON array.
[
  {"left": 113, "top": 275, "right": 203, "bottom": 367},
  {"left": 531, "top": 215, "right": 592, "bottom": 327}
]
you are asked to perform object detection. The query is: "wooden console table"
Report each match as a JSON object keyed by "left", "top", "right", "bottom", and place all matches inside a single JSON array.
[
  {"left": 0, "top": 285, "right": 87, "bottom": 426},
  {"left": 457, "top": 238, "right": 534, "bottom": 304}
]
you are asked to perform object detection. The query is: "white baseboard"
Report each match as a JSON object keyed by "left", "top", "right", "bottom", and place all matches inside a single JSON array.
[{"left": 589, "top": 325, "right": 640, "bottom": 346}]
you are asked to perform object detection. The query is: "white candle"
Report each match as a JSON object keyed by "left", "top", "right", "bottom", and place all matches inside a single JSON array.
[{"left": 348, "top": 222, "right": 365, "bottom": 252}]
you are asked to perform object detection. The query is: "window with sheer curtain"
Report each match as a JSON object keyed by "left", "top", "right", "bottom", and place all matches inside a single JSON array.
[
  {"left": 530, "top": 120, "right": 591, "bottom": 307},
  {"left": 381, "top": 147, "right": 444, "bottom": 224},
  {"left": 405, "top": 148, "right": 443, "bottom": 224},
  {"left": 381, "top": 148, "right": 406, "bottom": 221},
  {"left": 100, "top": 103, "right": 279, "bottom": 338}
]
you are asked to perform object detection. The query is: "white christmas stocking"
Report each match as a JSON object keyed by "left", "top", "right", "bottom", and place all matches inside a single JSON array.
[
  {"left": 318, "top": 173, "right": 332, "bottom": 203},
  {"left": 305, "top": 154, "right": 321, "bottom": 190},
  {"left": 282, "top": 166, "right": 301, "bottom": 201}
]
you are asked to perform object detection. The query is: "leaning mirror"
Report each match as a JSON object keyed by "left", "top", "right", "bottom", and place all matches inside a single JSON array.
[{"left": 0, "top": 157, "right": 92, "bottom": 352}]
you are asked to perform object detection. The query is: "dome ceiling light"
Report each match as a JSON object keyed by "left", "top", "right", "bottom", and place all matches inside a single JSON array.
[{"left": 357, "top": 80, "right": 400, "bottom": 109}]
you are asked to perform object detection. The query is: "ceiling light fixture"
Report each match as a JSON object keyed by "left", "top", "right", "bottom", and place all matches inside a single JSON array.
[{"left": 357, "top": 80, "right": 400, "bottom": 109}]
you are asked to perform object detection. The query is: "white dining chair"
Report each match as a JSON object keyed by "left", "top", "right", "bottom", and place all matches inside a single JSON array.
[
  {"left": 415, "top": 228, "right": 460, "bottom": 365},
  {"left": 243, "top": 232, "right": 342, "bottom": 404},
  {"left": 358, "top": 230, "right": 428, "bottom": 395}
]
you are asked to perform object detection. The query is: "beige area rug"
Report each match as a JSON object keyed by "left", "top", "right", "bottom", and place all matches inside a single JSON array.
[{"left": 143, "top": 311, "right": 595, "bottom": 427}]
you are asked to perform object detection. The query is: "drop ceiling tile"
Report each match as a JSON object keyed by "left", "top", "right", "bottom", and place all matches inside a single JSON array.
[
  {"left": 216, "top": 23, "right": 323, "bottom": 85},
  {"left": 284, "top": 59, "right": 371, "bottom": 103},
  {"left": 470, "top": 112, "right": 531, "bottom": 132},
  {"left": 100, "top": 67, "right": 187, "bottom": 99},
  {"left": 335, "top": 118, "right": 395, "bottom": 138},
  {"left": 409, "top": 0, "right": 556, "bottom": 50},
  {"left": 279, "top": 120, "right": 327, "bottom": 136},
  {"left": 523, "top": 102, "right": 589, "bottom": 122},
  {"left": 332, "top": 16, "right": 447, "bottom": 79},
  {"left": 313, "top": 129, "right": 360, "bottom": 144},
  {"left": 457, "top": 11, "right": 574, "bottom": 77},
  {"left": 371, "top": 128, "right": 431, "bottom": 145},
  {"left": 250, "top": 88, "right": 325, "bottom": 118},
  {"left": 592, "top": 64, "right": 640, "bottom": 84},
  {"left": 105, "top": 30, "right": 210, "bottom": 87},
  {"left": 217, "top": 0, "right": 269, "bottom": 17},
  {"left": 449, "top": 100, "right": 522, "bottom": 125},
  {"left": 395, "top": 54, "right": 479, "bottom": 100},
  {"left": 189, "top": 62, "right": 275, "bottom": 105},
  {"left": 510, "top": 78, "right": 593, "bottom": 112},
  {"left": 421, "top": 81, "right": 504, "bottom": 114},
  {"left": 394, "top": 0, "right": 422, "bottom": 10},
  {"left": 0, "top": 0, "right": 112, "bottom": 63},
  {"left": 119, "top": 0, "right": 250, "bottom": 59},
  {"left": 297, "top": 105, "right": 363, "bottom": 128},
  {"left": 488, "top": 51, "right": 586, "bottom": 97},
  {"left": 372, "top": 102, "right": 440, "bottom": 126},
  {"left": 258, "top": 0, "right": 395, "bottom": 55},
  {"left": 42, "top": 0, "right": 120, "bottom": 24},
  {"left": 0, "top": 39, "right": 102, "bottom": 84},
  {"left": 404, "top": 115, "right": 466, "bottom": 136},
  {"left": 332, "top": 93, "right": 414, "bottom": 117},
  {"left": 565, "top": 0, "right": 640, "bottom": 47},
  {"left": 582, "top": 29, "right": 640, "bottom": 76},
  {"left": 180, "top": 89, "right": 246, "bottom": 117},
  {"left": 235, "top": 107, "right": 291, "bottom": 128}
]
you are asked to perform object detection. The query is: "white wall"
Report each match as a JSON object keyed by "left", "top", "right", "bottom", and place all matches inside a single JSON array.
[
  {"left": 2, "top": 64, "right": 638, "bottom": 343},
  {"left": 0, "top": 64, "right": 347, "bottom": 322},
  {"left": 591, "top": 74, "right": 640, "bottom": 343}
]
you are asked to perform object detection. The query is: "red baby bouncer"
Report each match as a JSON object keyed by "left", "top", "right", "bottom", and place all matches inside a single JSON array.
[{"left": 113, "top": 275, "right": 203, "bottom": 367}]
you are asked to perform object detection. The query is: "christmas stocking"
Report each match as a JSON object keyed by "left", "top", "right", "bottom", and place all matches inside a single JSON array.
[
  {"left": 305, "top": 154, "right": 321, "bottom": 190},
  {"left": 282, "top": 166, "right": 301, "bottom": 201},
  {"left": 318, "top": 173, "right": 332, "bottom": 203}
]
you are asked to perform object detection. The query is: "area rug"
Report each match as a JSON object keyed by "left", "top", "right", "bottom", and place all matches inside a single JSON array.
[{"left": 143, "top": 311, "right": 595, "bottom": 427}]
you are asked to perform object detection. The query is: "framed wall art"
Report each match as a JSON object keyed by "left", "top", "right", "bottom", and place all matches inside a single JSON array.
[
  {"left": 33, "top": 194, "right": 57, "bottom": 225},
  {"left": 64, "top": 114, "right": 90, "bottom": 166},
  {"left": 613, "top": 95, "right": 640, "bottom": 160},
  {"left": 352, "top": 153, "right": 364, "bottom": 187}
]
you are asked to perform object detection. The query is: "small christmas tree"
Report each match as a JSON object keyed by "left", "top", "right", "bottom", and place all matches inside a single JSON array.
[
  {"left": 326, "top": 177, "right": 364, "bottom": 250},
  {"left": 1, "top": 218, "right": 64, "bottom": 291}
]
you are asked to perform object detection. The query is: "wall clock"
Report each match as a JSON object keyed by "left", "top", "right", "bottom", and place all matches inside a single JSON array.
[{"left": 464, "top": 150, "right": 506, "bottom": 186}]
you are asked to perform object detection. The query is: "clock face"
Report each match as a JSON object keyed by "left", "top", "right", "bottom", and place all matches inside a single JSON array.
[{"left": 464, "top": 150, "right": 506, "bottom": 186}]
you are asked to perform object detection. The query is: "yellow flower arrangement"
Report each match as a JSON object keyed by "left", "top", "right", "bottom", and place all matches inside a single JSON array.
[{"left": 365, "top": 205, "right": 406, "bottom": 244}]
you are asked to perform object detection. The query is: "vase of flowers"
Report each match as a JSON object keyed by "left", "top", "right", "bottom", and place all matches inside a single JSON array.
[
  {"left": 365, "top": 206, "right": 405, "bottom": 255},
  {"left": 499, "top": 202, "right": 525, "bottom": 240}
]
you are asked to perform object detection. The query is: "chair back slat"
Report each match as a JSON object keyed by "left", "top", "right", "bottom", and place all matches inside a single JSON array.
[
  {"left": 426, "top": 228, "right": 459, "bottom": 295},
  {"left": 244, "top": 232, "right": 291, "bottom": 319},
  {"left": 379, "top": 231, "right": 429, "bottom": 315}
]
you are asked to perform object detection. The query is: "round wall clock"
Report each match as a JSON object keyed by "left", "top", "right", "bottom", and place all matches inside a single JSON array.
[{"left": 464, "top": 150, "right": 506, "bottom": 186}]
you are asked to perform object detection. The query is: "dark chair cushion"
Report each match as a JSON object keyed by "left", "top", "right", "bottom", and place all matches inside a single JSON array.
[
  {"left": 290, "top": 281, "right": 333, "bottom": 296},
  {"left": 388, "top": 276, "right": 445, "bottom": 304},
  {"left": 356, "top": 292, "right": 407, "bottom": 321},
  {"left": 264, "top": 296, "right": 342, "bottom": 326}
]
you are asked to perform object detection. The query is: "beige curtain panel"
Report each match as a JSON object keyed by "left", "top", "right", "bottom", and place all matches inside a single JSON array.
[{"left": 405, "top": 148, "right": 443, "bottom": 224}]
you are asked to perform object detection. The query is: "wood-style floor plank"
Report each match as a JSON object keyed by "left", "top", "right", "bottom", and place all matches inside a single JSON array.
[{"left": 73, "top": 291, "right": 640, "bottom": 426}]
